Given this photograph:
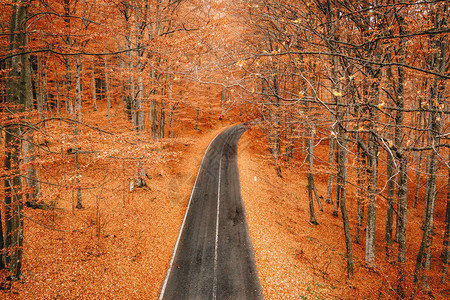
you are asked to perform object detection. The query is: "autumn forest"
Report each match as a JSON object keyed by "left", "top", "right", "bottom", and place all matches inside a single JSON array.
[{"left": 1, "top": 0, "right": 449, "bottom": 298}]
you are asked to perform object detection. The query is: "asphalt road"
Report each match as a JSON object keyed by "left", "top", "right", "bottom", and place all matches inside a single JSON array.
[{"left": 159, "top": 124, "right": 263, "bottom": 300}]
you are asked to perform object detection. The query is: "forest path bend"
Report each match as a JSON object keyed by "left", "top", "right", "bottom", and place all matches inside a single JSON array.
[{"left": 159, "top": 124, "right": 263, "bottom": 300}]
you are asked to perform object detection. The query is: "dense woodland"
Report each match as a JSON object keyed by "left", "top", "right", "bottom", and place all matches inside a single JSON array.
[{"left": 0, "top": 0, "right": 449, "bottom": 298}]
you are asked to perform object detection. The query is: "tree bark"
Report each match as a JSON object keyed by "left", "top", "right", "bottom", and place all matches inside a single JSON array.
[
  {"left": 160, "top": 77, "right": 166, "bottom": 139},
  {"left": 3, "top": 0, "right": 31, "bottom": 280},
  {"left": 325, "top": 137, "right": 335, "bottom": 204},
  {"left": 365, "top": 130, "right": 378, "bottom": 269},
  {"left": 384, "top": 66, "right": 396, "bottom": 258},
  {"left": 338, "top": 130, "right": 353, "bottom": 278},
  {"left": 365, "top": 45, "right": 381, "bottom": 268},
  {"left": 91, "top": 58, "right": 97, "bottom": 111},
  {"left": 285, "top": 119, "right": 294, "bottom": 163},
  {"left": 65, "top": 59, "right": 74, "bottom": 115},
  {"left": 137, "top": 76, "right": 145, "bottom": 132},
  {"left": 393, "top": 11, "right": 408, "bottom": 294},
  {"left": 442, "top": 152, "right": 450, "bottom": 283},
  {"left": 4, "top": 130, "right": 24, "bottom": 280},
  {"left": 413, "top": 110, "right": 425, "bottom": 208},
  {"left": 127, "top": 20, "right": 137, "bottom": 130},
  {"left": 168, "top": 102, "right": 175, "bottom": 138},
  {"left": 134, "top": 162, "right": 148, "bottom": 188},
  {"left": 75, "top": 56, "right": 83, "bottom": 121},
  {"left": 151, "top": 99, "right": 158, "bottom": 138},
  {"left": 103, "top": 48, "right": 111, "bottom": 120},
  {"left": 35, "top": 56, "right": 48, "bottom": 116},
  {"left": 414, "top": 4, "right": 447, "bottom": 288},
  {"left": 355, "top": 146, "right": 365, "bottom": 245},
  {"left": 23, "top": 31, "right": 41, "bottom": 208},
  {"left": 23, "top": 136, "right": 41, "bottom": 205},
  {"left": 63, "top": 0, "right": 73, "bottom": 115},
  {"left": 332, "top": 144, "right": 340, "bottom": 217},
  {"left": 133, "top": 3, "right": 146, "bottom": 132},
  {"left": 306, "top": 124, "right": 318, "bottom": 225},
  {"left": 74, "top": 56, "right": 83, "bottom": 209}
]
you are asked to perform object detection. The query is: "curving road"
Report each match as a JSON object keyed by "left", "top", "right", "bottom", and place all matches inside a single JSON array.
[{"left": 159, "top": 124, "right": 263, "bottom": 300}]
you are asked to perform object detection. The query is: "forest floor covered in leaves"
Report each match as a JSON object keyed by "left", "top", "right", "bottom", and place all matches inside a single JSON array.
[
  {"left": 239, "top": 128, "right": 450, "bottom": 299},
  {"left": 3, "top": 107, "right": 227, "bottom": 299},
  {"left": 3, "top": 114, "right": 449, "bottom": 299}
]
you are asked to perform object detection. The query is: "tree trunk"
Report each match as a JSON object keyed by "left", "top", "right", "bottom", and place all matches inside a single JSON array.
[
  {"left": 306, "top": 125, "right": 318, "bottom": 225},
  {"left": 151, "top": 99, "right": 158, "bottom": 138},
  {"left": 422, "top": 154, "right": 433, "bottom": 231},
  {"left": 414, "top": 4, "right": 447, "bottom": 288},
  {"left": 413, "top": 110, "right": 425, "bottom": 208},
  {"left": 35, "top": 56, "right": 48, "bottom": 116},
  {"left": 325, "top": 137, "right": 335, "bottom": 204},
  {"left": 325, "top": 1, "right": 339, "bottom": 207},
  {"left": 137, "top": 77, "right": 145, "bottom": 132},
  {"left": 160, "top": 96, "right": 165, "bottom": 139},
  {"left": 103, "top": 48, "right": 111, "bottom": 120},
  {"left": 4, "top": 129, "right": 24, "bottom": 280},
  {"left": 194, "top": 108, "right": 199, "bottom": 130},
  {"left": 134, "top": 162, "right": 148, "bottom": 189},
  {"left": 442, "top": 152, "right": 450, "bottom": 283},
  {"left": 396, "top": 153, "right": 408, "bottom": 274},
  {"left": 75, "top": 56, "right": 83, "bottom": 122},
  {"left": 338, "top": 130, "right": 353, "bottom": 278},
  {"left": 23, "top": 136, "right": 41, "bottom": 206},
  {"left": 127, "top": 23, "right": 137, "bottom": 130},
  {"left": 394, "top": 14, "right": 408, "bottom": 294},
  {"left": 23, "top": 39, "right": 40, "bottom": 208},
  {"left": 91, "top": 59, "right": 97, "bottom": 111},
  {"left": 413, "top": 143, "right": 424, "bottom": 208},
  {"left": 355, "top": 146, "right": 365, "bottom": 245},
  {"left": 332, "top": 145, "right": 340, "bottom": 217},
  {"left": 63, "top": 0, "right": 73, "bottom": 115},
  {"left": 285, "top": 119, "right": 294, "bottom": 163},
  {"left": 3, "top": 0, "right": 31, "bottom": 280},
  {"left": 65, "top": 58, "right": 74, "bottom": 115},
  {"left": 168, "top": 103, "right": 175, "bottom": 138},
  {"left": 74, "top": 56, "right": 83, "bottom": 209},
  {"left": 272, "top": 72, "right": 282, "bottom": 177},
  {"left": 365, "top": 55, "right": 381, "bottom": 268},
  {"left": 75, "top": 148, "right": 83, "bottom": 209},
  {"left": 385, "top": 115, "right": 395, "bottom": 256},
  {"left": 414, "top": 148, "right": 438, "bottom": 289},
  {"left": 167, "top": 74, "right": 174, "bottom": 138},
  {"left": 365, "top": 132, "right": 378, "bottom": 269},
  {"left": 323, "top": 2, "right": 354, "bottom": 272},
  {"left": 54, "top": 58, "right": 62, "bottom": 115}
]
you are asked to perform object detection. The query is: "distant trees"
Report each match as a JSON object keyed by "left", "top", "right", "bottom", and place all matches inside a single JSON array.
[
  {"left": 0, "top": 0, "right": 219, "bottom": 284},
  {"left": 239, "top": 0, "right": 449, "bottom": 295}
]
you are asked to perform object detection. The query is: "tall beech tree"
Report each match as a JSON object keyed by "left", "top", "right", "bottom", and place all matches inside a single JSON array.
[
  {"left": 2, "top": 0, "right": 31, "bottom": 280},
  {"left": 414, "top": 2, "right": 448, "bottom": 289}
]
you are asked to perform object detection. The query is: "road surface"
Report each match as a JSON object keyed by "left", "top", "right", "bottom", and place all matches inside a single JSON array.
[{"left": 159, "top": 124, "right": 263, "bottom": 300}]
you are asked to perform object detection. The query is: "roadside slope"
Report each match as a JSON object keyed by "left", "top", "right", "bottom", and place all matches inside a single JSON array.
[
  {"left": 9, "top": 124, "right": 230, "bottom": 299},
  {"left": 238, "top": 128, "right": 383, "bottom": 299}
]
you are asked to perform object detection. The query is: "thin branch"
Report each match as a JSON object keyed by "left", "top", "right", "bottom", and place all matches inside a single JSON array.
[
  {"left": 246, "top": 51, "right": 450, "bottom": 79},
  {"left": 27, "top": 12, "right": 101, "bottom": 25},
  {"left": 34, "top": 117, "right": 115, "bottom": 135},
  {"left": 0, "top": 46, "right": 147, "bottom": 63}
]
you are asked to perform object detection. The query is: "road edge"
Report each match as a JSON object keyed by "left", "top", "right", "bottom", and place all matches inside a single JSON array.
[{"left": 158, "top": 126, "right": 230, "bottom": 299}]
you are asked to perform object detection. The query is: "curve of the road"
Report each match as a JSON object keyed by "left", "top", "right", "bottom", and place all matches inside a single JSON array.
[{"left": 159, "top": 124, "right": 263, "bottom": 300}]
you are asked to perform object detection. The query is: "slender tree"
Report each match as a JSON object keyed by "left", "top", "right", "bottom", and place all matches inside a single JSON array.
[{"left": 3, "top": 0, "right": 32, "bottom": 280}]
